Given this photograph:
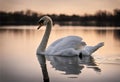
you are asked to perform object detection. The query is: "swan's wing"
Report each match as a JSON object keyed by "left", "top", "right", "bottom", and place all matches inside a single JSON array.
[
  {"left": 52, "top": 36, "right": 85, "bottom": 51},
  {"left": 48, "top": 37, "right": 64, "bottom": 47},
  {"left": 49, "top": 36, "right": 83, "bottom": 47},
  {"left": 46, "top": 36, "right": 86, "bottom": 55},
  {"left": 48, "top": 36, "right": 83, "bottom": 47},
  {"left": 45, "top": 37, "right": 64, "bottom": 55}
]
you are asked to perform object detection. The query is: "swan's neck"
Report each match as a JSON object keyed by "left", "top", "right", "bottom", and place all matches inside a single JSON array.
[{"left": 38, "top": 22, "right": 52, "bottom": 52}]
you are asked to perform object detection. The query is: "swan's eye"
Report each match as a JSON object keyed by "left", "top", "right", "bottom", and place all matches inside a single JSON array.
[
  {"left": 38, "top": 20, "right": 44, "bottom": 24},
  {"left": 37, "top": 19, "right": 45, "bottom": 29}
]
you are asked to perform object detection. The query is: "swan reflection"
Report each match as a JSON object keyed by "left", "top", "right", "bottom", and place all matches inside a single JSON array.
[
  {"left": 37, "top": 54, "right": 101, "bottom": 82},
  {"left": 46, "top": 55, "right": 101, "bottom": 75},
  {"left": 79, "top": 56, "right": 101, "bottom": 72},
  {"left": 37, "top": 54, "right": 49, "bottom": 82}
]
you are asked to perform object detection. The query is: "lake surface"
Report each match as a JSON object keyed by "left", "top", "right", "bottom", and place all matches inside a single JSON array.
[{"left": 0, "top": 25, "right": 120, "bottom": 82}]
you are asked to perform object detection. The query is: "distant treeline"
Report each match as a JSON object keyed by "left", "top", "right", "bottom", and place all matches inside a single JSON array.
[{"left": 0, "top": 9, "right": 120, "bottom": 26}]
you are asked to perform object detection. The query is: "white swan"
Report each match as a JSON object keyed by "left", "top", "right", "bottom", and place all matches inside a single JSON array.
[{"left": 37, "top": 16, "right": 104, "bottom": 56}]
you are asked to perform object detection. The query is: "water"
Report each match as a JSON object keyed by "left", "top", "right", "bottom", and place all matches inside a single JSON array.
[{"left": 0, "top": 25, "right": 120, "bottom": 82}]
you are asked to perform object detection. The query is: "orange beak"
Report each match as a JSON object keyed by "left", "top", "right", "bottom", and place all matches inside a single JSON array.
[{"left": 37, "top": 23, "right": 43, "bottom": 30}]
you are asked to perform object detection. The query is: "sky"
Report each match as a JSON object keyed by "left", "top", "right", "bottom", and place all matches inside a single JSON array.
[{"left": 0, "top": 0, "right": 120, "bottom": 15}]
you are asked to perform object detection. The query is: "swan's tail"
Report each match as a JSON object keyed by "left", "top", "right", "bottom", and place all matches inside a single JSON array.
[
  {"left": 91, "top": 42, "right": 104, "bottom": 53},
  {"left": 95, "top": 42, "right": 104, "bottom": 48},
  {"left": 79, "top": 42, "right": 104, "bottom": 56}
]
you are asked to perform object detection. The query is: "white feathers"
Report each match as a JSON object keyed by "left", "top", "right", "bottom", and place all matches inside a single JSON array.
[
  {"left": 80, "top": 42, "right": 104, "bottom": 55},
  {"left": 37, "top": 16, "right": 104, "bottom": 56},
  {"left": 45, "top": 36, "right": 85, "bottom": 55}
]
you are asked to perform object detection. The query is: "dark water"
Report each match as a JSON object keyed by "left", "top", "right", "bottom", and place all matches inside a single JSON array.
[{"left": 0, "top": 25, "right": 120, "bottom": 82}]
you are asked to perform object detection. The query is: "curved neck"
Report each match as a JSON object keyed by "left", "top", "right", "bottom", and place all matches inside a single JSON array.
[{"left": 38, "top": 22, "right": 52, "bottom": 52}]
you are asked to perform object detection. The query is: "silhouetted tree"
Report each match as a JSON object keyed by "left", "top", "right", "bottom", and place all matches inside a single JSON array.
[{"left": 0, "top": 9, "right": 120, "bottom": 27}]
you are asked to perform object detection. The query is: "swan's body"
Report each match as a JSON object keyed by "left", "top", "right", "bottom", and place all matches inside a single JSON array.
[
  {"left": 37, "top": 16, "right": 104, "bottom": 56},
  {"left": 45, "top": 36, "right": 86, "bottom": 56}
]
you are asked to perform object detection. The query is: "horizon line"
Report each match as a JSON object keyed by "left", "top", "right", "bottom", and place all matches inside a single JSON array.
[{"left": 0, "top": 8, "right": 119, "bottom": 16}]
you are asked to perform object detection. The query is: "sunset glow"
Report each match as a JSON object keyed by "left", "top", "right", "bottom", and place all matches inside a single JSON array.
[{"left": 0, "top": 0, "right": 120, "bottom": 15}]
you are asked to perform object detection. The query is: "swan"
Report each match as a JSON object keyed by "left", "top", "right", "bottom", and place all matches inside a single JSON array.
[{"left": 37, "top": 16, "right": 104, "bottom": 56}]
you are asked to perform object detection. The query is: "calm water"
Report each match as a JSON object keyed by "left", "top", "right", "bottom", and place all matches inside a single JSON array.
[{"left": 0, "top": 25, "right": 120, "bottom": 82}]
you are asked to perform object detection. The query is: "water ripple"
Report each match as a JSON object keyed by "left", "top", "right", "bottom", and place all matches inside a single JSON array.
[{"left": 94, "top": 56, "right": 120, "bottom": 65}]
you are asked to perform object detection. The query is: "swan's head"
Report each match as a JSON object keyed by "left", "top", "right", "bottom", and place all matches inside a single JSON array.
[{"left": 37, "top": 16, "right": 52, "bottom": 29}]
